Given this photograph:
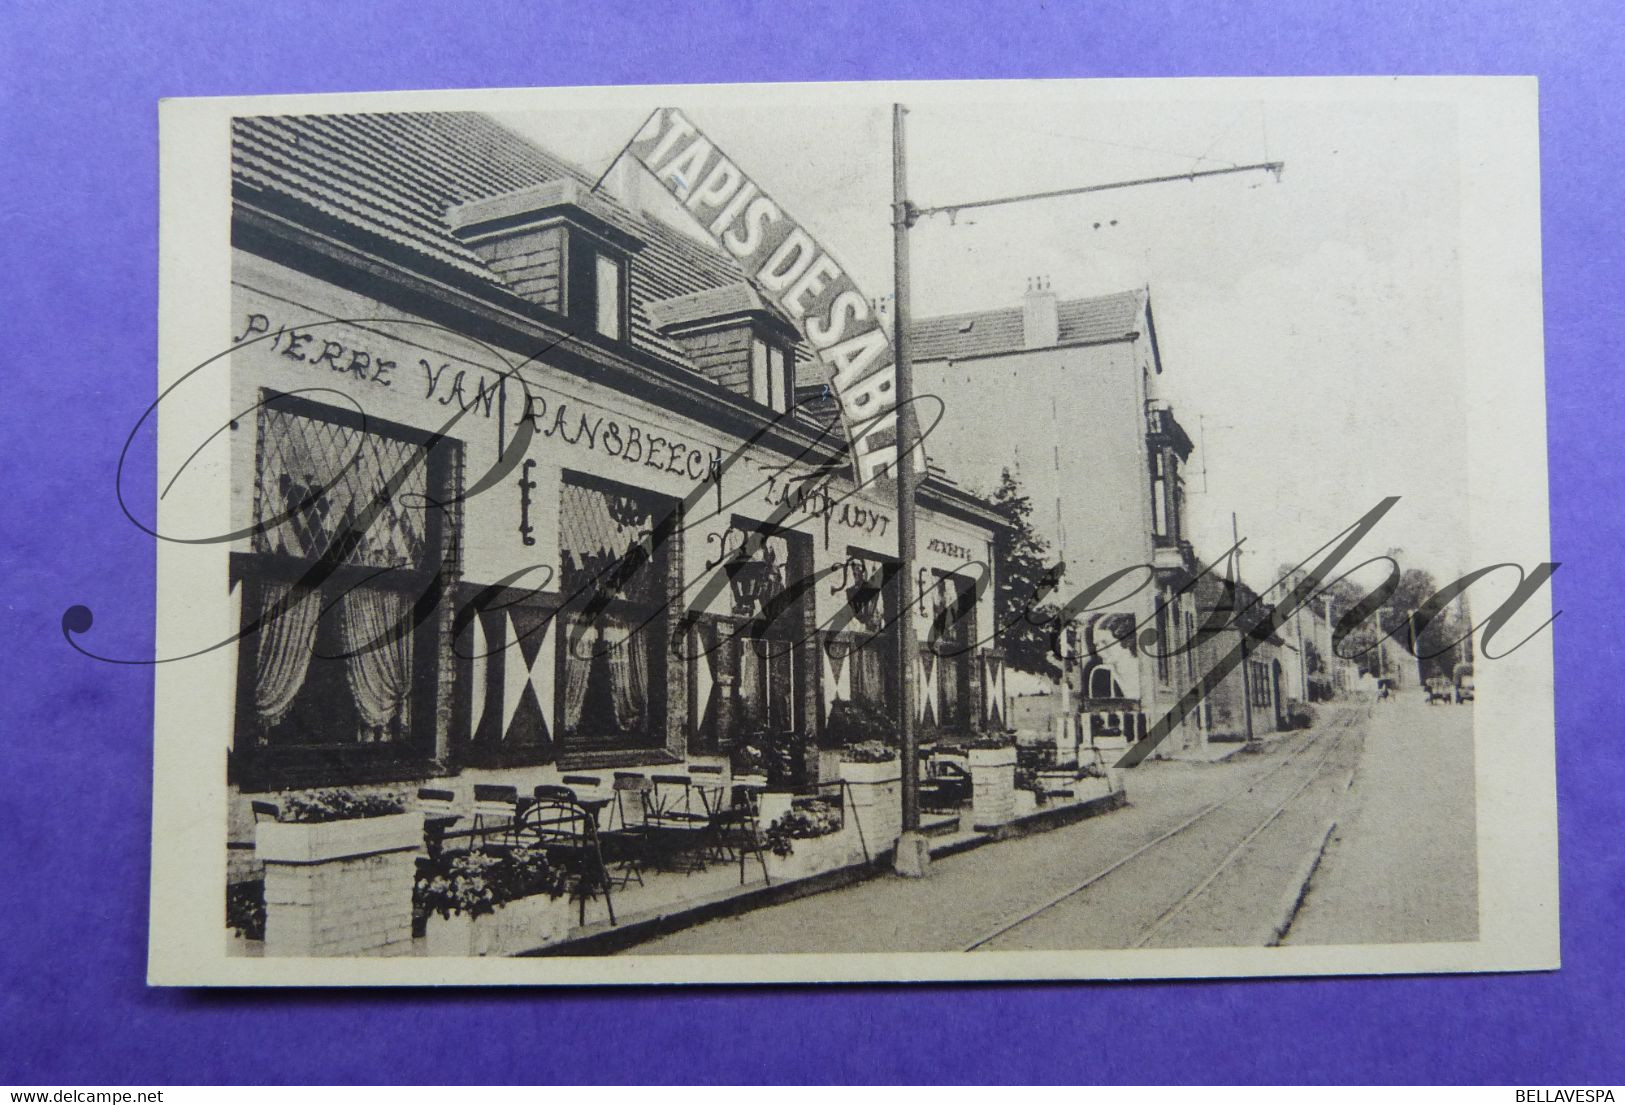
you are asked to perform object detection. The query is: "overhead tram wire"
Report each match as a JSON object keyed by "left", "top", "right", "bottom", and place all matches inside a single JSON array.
[{"left": 908, "top": 161, "right": 1285, "bottom": 226}]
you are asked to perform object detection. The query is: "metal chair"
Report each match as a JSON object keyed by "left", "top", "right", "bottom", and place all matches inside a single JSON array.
[
  {"left": 561, "top": 774, "right": 606, "bottom": 800},
  {"left": 710, "top": 779, "right": 772, "bottom": 886},
  {"left": 416, "top": 787, "right": 461, "bottom": 857},
  {"left": 513, "top": 798, "right": 616, "bottom": 927},
  {"left": 646, "top": 774, "right": 714, "bottom": 872},
  {"left": 471, "top": 783, "right": 519, "bottom": 849}
]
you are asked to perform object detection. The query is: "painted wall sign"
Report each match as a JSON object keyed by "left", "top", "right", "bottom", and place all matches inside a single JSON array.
[
  {"left": 926, "top": 537, "right": 975, "bottom": 562},
  {"left": 628, "top": 108, "right": 923, "bottom": 486},
  {"left": 516, "top": 392, "right": 721, "bottom": 484}
]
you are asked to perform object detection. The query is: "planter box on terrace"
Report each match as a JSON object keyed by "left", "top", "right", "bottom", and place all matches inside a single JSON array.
[{"left": 423, "top": 893, "right": 571, "bottom": 957}]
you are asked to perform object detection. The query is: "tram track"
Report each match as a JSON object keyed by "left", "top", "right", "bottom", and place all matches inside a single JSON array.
[{"left": 963, "top": 707, "right": 1364, "bottom": 952}]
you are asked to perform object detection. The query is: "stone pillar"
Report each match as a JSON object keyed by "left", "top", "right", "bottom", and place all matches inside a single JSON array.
[
  {"left": 257, "top": 812, "right": 421, "bottom": 958},
  {"left": 969, "top": 746, "right": 1017, "bottom": 830},
  {"left": 841, "top": 758, "right": 902, "bottom": 856}
]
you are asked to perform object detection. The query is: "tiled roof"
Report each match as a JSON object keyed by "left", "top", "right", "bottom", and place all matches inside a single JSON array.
[
  {"left": 645, "top": 282, "right": 774, "bottom": 332},
  {"left": 231, "top": 112, "right": 749, "bottom": 368},
  {"left": 909, "top": 288, "right": 1147, "bottom": 362}
]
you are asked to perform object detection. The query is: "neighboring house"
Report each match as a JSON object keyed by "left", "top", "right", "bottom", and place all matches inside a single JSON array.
[
  {"left": 907, "top": 280, "right": 1204, "bottom": 753},
  {"left": 1269, "top": 572, "right": 1354, "bottom": 702},
  {"left": 1190, "top": 573, "right": 1287, "bottom": 740},
  {"left": 224, "top": 112, "right": 1006, "bottom": 866}
]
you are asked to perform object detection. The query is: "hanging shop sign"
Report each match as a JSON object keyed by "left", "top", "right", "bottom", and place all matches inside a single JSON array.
[{"left": 628, "top": 108, "right": 924, "bottom": 487}]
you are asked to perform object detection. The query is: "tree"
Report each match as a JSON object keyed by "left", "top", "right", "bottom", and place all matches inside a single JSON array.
[{"left": 986, "top": 468, "right": 1063, "bottom": 678}]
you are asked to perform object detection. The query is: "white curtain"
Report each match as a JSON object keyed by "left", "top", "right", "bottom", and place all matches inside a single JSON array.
[
  {"left": 605, "top": 614, "right": 648, "bottom": 732},
  {"left": 561, "top": 617, "right": 598, "bottom": 734},
  {"left": 251, "top": 581, "right": 323, "bottom": 727},
  {"left": 340, "top": 588, "right": 412, "bottom": 740}
]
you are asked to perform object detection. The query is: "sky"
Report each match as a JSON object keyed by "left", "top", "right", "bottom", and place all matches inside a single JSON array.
[{"left": 497, "top": 83, "right": 1472, "bottom": 595}]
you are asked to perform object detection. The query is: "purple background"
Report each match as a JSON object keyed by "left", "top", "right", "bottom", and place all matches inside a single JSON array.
[{"left": 2, "top": 0, "right": 1619, "bottom": 1085}]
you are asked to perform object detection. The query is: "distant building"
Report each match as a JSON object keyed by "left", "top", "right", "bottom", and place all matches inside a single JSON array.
[
  {"left": 1190, "top": 574, "right": 1286, "bottom": 740},
  {"left": 908, "top": 281, "right": 1204, "bottom": 753}
]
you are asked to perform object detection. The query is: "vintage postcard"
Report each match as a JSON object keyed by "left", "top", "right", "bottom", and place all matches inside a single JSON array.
[{"left": 144, "top": 76, "right": 1557, "bottom": 985}]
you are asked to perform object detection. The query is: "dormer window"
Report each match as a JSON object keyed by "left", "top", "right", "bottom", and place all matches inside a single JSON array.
[
  {"left": 750, "top": 337, "right": 792, "bottom": 413},
  {"left": 445, "top": 180, "right": 642, "bottom": 344},
  {"left": 647, "top": 283, "right": 802, "bottom": 413},
  {"left": 568, "top": 239, "right": 628, "bottom": 341}
]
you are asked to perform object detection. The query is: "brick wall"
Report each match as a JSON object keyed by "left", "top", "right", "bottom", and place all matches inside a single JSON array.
[{"left": 263, "top": 848, "right": 415, "bottom": 957}]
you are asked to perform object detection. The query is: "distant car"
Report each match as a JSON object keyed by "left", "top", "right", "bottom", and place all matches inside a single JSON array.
[
  {"left": 1425, "top": 677, "right": 1453, "bottom": 705},
  {"left": 1454, "top": 662, "right": 1475, "bottom": 704}
]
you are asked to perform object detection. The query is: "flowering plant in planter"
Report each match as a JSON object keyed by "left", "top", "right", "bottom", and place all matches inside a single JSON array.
[
  {"left": 413, "top": 844, "right": 569, "bottom": 923},
  {"left": 763, "top": 798, "right": 844, "bottom": 857},
  {"left": 279, "top": 788, "right": 409, "bottom": 823},
  {"left": 729, "top": 740, "right": 768, "bottom": 777},
  {"left": 839, "top": 740, "right": 896, "bottom": 764},
  {"left": 226, "top": 879, "right": 265, "bottom": 941},
  {"left": 1015, "top": 743, "right": 1056, "bottom": 795},
  {"left": 826, "top": 697, "right": 893, "bottom": 746},
  {"left": 732, "top": 729, "right": 803, "bottom": 787},
  {"left": 965, "top": 726, "right": 1017, "bottom": 751}
]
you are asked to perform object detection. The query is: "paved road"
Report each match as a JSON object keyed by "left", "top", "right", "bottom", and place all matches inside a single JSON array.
[
  {"left": 625, "top": 695, "right": 1477, "bottom": 955},
  {"left": 1285, "top": 691, "right": 1478, "bottom": 945}
]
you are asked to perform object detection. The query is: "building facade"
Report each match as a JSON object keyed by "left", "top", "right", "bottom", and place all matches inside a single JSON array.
[
  {"left": 909, "top": 281, "right": 1203, "bottom": 753},
  {"left": 224, "top": 113, "right": 1006, "bottom": 858}
]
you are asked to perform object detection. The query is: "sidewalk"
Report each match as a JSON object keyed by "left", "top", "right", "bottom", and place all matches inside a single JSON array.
[{"left": 531, "top": 783, "right": 1127, "bottom": 956}]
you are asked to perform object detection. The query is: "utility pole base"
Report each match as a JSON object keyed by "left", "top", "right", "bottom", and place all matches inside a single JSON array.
[{"left": 892, "top": 831, "right": 933, "bottom": 878}]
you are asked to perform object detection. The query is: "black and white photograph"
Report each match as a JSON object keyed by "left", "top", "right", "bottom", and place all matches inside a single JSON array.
[{"left": 146, "top": 78, "right": 1556, "bottom": 984}]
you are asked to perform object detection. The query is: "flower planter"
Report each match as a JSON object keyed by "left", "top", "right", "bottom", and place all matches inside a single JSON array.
[
  {"left": 840, "top": 756, "right": 901, "bottom": 853},
  {"left": 423, "top": 892, "right": 572, "bottom": 957},
  {"left": 256, "top": 812, "right": 422, "bottom": 958},
  {"left": 839, "top": 758, "right": 900, "bottom": 786},
  {"left": 1067, "top": 775, "right": 1114, "bottom": 805},
  {"left": 764, "top": 824, "right": 859, "bottom": 882},
  {"left": 1031, "top": 772, "right": 1113, "bottom": 809},
  {"left": 968, "top": 746, "right": 1017, "bottom": 830}
]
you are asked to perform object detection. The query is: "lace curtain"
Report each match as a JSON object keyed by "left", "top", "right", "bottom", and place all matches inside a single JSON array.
[
  {"left": 559, "top": 613, "right": 649, "bottom": 738},
  {"left": 250, "top": 581, "right": 412, "bottom": 741},
  {"left": 340, "top": 587, "right": 412, "bottom": 740},
  {"left": 561, "top": 619, "right": 598, "bottom": 734},
  {"left": 251, "top": 582, "right": 323, "bottom": 727},
  {"left": 604, "top": 614, "right": 649, "bottom": 732}
]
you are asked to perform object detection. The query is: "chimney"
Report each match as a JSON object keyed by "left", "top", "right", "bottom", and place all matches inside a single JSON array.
[{"left": 1022, "top": 276, "right": 1059, "bottom": 349}]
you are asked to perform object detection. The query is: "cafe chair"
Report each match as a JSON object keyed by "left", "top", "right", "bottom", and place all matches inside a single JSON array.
[
  {"left": 416, "top": 787, "right": 462, "bottom": 857},
  {"left": 513, "top": 798, "right": 616, "bottom": 928},
  {"left": 647, "top": 774, "right": 715, "bottom": 872},
  {"left": 471, "top": 783, "right": 519, "bottom": 849}
]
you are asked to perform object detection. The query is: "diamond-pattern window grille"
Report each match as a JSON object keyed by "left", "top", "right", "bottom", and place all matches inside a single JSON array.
[
  {"left": 254, "top": 405, "right": 430, "bottom": 569},
  {"left": 559, "top": 481, "right": 666, "bottom": 603}
]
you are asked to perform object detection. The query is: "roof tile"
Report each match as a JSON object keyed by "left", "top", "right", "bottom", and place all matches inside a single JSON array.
[{"left": 910, "top": 289, "right": 1146, "bottom": 361}]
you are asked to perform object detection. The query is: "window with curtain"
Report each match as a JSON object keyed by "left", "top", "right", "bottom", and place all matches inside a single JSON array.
[
  {"left": 233, "top": 395, "right": 451, "bottom": 787},
  {"left": 928, "top": 570, "right": 976, "bottom": 733},
  {"left": 843, "top": 554, "right": 895, "bottom": 716},
  {"left": 556, "top": 474, "right": 675, "bottom": 751}
]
